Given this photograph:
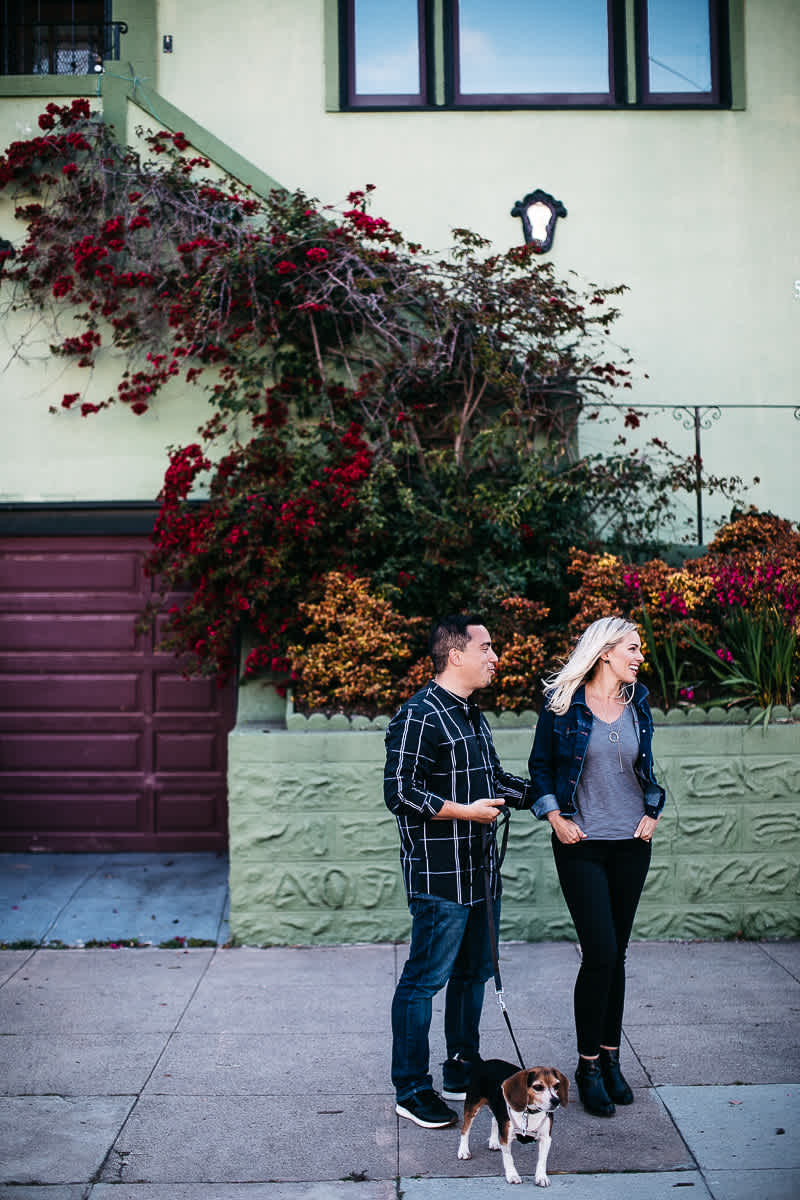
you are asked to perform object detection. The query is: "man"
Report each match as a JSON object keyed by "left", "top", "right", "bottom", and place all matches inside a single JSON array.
[{"left": 384, "top": 614, "right": 535, "bottom": 1128}]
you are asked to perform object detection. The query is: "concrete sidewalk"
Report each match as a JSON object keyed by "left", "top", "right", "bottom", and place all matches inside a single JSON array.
[
  {"left": 0, "top": 856, "right": 798, "bottom": 1199},
  {"left": 0, "top": 852, "right": 230, "bottom": 949}
]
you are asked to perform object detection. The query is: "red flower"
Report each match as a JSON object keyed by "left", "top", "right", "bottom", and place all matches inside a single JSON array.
[
  {"left": 276, "top": 260, "right": 297, "bottom": 275},
  {"left": 62, "top": 163, "right": 78, "bottom": 177},
  {"left": 305, "top": 247, "right": 328, "bottom": 264}
]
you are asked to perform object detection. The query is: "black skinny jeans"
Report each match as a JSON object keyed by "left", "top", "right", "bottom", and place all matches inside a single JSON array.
[{"left": 552, "top": 835, "right": 651, "bottom": 1058}]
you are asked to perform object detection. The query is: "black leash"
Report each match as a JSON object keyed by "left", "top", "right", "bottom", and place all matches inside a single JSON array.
[{"left": 482, "top": 810, "right": 526, "bottom": 1071}]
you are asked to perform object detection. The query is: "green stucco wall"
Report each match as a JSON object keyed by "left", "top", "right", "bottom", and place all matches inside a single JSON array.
[{"left": 228, "top": 711, "right": 800, "bottom": 946}]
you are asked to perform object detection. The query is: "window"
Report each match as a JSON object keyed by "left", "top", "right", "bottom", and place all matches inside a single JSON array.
[
  {"left": 338, "top": 0, "right": 732, "bottom": 110},
  {"left": 640, "top": 0, "right": 721, "bottom": 105},
  {"left": 454, "top": 0, "right": 615, "bottom": 107},
  {"left": 0, "top": 0, "right": 120, "bottom": 76},
  {"left": 345, "top": 0, "right": 428, "bottom": 107}
]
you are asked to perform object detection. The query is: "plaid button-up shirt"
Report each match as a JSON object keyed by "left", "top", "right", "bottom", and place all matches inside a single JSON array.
[{"left": 384, "top": 681, "right": 534, "bottom": 905}]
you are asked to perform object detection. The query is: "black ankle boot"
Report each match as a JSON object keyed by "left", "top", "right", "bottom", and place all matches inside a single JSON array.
[
  {"left": 599, "top": 1048, "right": 634, "bottom": 1105},
  {"left": 575, "top": 1057, "right": 615, "bottom": 1117}
]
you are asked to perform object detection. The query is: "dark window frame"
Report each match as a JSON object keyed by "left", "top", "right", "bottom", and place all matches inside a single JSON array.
[
  {"left": 637, "top": 0, "right": 728, "bottom": 108},
  {"left": 338, "top": 0, "right": 733, "bottom": 112},
  {"left": 450, "top": 0, "right": 619, "bottom": 109},
  {"left": 343, "top": 0, "right": 430, "bottom": 109},
  {"left": 0, "top": 0, "right": 117, "bottom": 77}
]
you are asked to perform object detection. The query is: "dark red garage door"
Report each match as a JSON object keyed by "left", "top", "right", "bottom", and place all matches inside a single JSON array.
[{"left": 0, "top": 537, "right": 235, "bottom": 851}]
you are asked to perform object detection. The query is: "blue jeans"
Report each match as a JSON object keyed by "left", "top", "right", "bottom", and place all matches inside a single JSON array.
[{"left": 391, "top": 892, "right": 500, "bottom": 1102}]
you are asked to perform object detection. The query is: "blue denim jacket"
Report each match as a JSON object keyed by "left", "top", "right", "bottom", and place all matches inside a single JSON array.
[{"left": 528, "top": 682, "right": 666, "bottom": 821}]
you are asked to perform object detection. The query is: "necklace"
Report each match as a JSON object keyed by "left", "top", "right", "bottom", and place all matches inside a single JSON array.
[
  {"left": 587, "top": 690, "right": 626, "bottom": 773},
  {"left": 607, "top": 705, "right": 625, "bottom": 773}
]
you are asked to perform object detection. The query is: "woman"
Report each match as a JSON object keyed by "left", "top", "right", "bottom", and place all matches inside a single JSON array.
[{"left": 529, "top": 616, "right": 665, "bottom": 1117}]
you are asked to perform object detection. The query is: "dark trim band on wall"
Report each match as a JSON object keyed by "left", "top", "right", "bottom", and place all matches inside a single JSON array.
[{"left": 0, "top": 501, "right": 169, "bottom": 536}]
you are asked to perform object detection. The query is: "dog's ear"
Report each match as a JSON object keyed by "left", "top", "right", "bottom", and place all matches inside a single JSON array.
[
  {"left": 503, "top": 1070, "right": 531, "bottom": 1112},
  {"left": 554, "top": 1069, "right": 569, "bottom": 1108}
]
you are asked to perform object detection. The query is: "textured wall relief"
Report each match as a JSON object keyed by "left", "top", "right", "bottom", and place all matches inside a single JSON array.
[
  {"left": 676, "top": 759, "right": 744, "bottom": 800},
  {"left": 339, "top": 814, "right": 399, "bottom": 855},
  {"left": 679, "top": 856, "right": 797, "bottom": 902},
  {"left": 672, "top": 808, "right": 740, "bottom": 848},
  {"left": 499, "top": 864, "right": 538, "bottom": 903},
  {"left": 269, "top": 864, "right": 399, "bottom": 910},
  {"left": 231, "top": 814, "right": 331, "bottom": 857},
  {"left": 741, "top": 758, "right": 800, "bottom": 800},
  {"left": 748, "top": 809, "right": 800, "bottom": 848}
]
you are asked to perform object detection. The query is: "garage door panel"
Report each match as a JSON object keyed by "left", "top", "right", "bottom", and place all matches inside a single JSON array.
[
  {"left": 0, "top": 551, "right": 141, "bottom": 593},
  {"left": 154, "top": 731, "right": 220, "bottom": 772},
  {"left": 154, "top": 672, "right": 225, "bottom": 713},
  {"left": 0, "top": 613, "right": 143, "bottom": 653},
  {"left": 156, "top": 789, "right": 222, "bottom": 833},
  {"left": 1, "top": 732, "right": 143, "bottom": 770},
  {"left": 0, "top": 673, "right": 141, "bottom": 713},
  {"left": 0, "top": 790, "right": 143, "bottom": 831},
  {"left": 0, "top": 535, "right": 234, "bottom": 850}
]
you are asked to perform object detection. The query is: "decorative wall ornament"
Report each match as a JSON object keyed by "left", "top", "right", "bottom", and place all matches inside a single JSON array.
[{"left": 511, "top": 189, "right": 567, "bottom": 252}]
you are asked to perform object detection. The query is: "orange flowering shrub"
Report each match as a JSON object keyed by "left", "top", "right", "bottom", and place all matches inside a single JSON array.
[
  {"left": 287, "top": 572, "right": 427, "bottom": 715},
  {"left": 479, "top": 597, "right": 551, "bottom": 712},
  {"left": 288, "top": 586, "right": 555, "bottom": 714}
]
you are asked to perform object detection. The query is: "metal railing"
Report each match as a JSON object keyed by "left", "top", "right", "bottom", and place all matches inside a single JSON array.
[
  {"left": 585, "top": 402, "right": 800, "bottom": 545},
  {"left": 0, "top": 20, "right": 127, "bottom": 75}
]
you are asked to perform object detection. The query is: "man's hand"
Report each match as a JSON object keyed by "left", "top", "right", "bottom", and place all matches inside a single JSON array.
[
  {"left": 466, "top": 797, "right": 505, "bottom": 823},
  {"left": 435, "top": 797, "right": 505, "bottom": 823}
]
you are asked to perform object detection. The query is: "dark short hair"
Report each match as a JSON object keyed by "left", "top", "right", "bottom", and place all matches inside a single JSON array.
[{"left": 430, "top": 613, "right": 485, "bottom": 674}]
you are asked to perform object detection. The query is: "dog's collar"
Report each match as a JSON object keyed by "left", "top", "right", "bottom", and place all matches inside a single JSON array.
[{"left": 509, "top": 1106, "right": 537, "bottom": 1136}]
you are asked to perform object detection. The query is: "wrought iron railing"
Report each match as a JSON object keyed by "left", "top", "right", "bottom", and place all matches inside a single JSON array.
[
  {"left": 585, "top": 402, "right": 800, "bottom": 545},
  {"left": 0, "top": 20, "right": 127, "bottom": 75}
]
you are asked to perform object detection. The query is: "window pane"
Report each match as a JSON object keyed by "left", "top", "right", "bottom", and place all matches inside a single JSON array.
[
  {"left": 458, "top": 0, "right": 609, "bottom": 96},
  {"left": 354, "top": 0, "right": 421, "bottom": 96},
  {"left": 647, "top": 0, "right": 711, "bottom": 94}
]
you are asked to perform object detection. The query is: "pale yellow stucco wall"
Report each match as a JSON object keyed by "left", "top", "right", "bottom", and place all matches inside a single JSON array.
[
  {"left": 0, "top": 102, "right": 236, "bottom": 502},
  {"left": 152, "top": 0, "right": 800, "bottom": 534},
  {"left": 0, "top": 1, "right": 797, "bottom": 531}
]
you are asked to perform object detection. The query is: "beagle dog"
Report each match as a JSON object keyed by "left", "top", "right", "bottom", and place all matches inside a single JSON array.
[{"left": 457, "top": 1057, "right": 569, "bottom": 1186}]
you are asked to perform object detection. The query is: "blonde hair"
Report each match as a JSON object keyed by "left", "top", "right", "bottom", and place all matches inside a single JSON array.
[{"left": 543, "top": 616, "right": 639, "bottom": 715}]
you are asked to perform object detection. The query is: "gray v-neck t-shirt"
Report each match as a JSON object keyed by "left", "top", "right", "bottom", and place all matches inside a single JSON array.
[{"left": 573, "top": 705, "right": 647, "bottom": 840}]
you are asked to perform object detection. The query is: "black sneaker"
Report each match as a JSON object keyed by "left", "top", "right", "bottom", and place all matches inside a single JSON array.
[
  {"left": 395, "top": 1088, "right": 459, "bottom": 1128},
  {"left": 442, "top": 1053, "right": 471, "bottom": 1100}
]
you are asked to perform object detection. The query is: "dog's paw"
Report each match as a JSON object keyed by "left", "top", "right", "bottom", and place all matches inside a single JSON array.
[
  {"left": 505, "top": 1169, "right": 523, "bottom": 1185},
  {"left": 457, "top": 1148, "right": 472, "bottom": 1161},
  {"left": 534, "top": 1171, "right": 551, "bottom": 1188}
]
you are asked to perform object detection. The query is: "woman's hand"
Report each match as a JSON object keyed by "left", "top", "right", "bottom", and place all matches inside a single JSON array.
[
  {"left": 634, "top": 815, "right": 659, "bottom": 842},
  {"left": 547, "top": 812, "right": 587, "bottom": 844}
]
